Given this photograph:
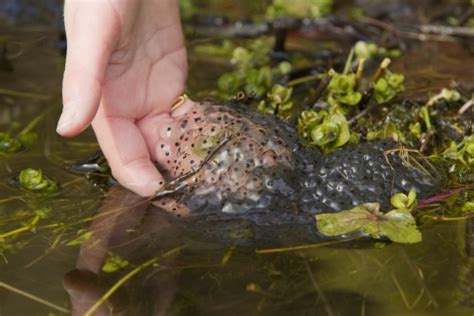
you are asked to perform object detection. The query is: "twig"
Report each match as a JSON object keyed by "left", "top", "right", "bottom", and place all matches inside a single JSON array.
[
  {"left": 307, "top": 69, "right": 334, "bottom": 107},
  {"left": 255, "top": 237, "right": 358, "bottom": 254},
  {"left": 458, "top": 99, "right": 473, "bottom": 115},
  {"left": 0, "top": 281, "right": 69, "bottom": 314}
]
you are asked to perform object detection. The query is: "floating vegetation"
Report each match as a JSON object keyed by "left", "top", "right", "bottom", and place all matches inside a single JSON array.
[
  {"left": 315, "top": 190, "right": 421, "bottom": 244},
  {"left": 0, "top": 132, "right": 22, "bottom": 154},
  {"left": 18, "top": 168, "right": 58, "bottom": 193}
]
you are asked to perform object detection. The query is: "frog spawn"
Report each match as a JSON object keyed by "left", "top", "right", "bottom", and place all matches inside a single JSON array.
[
  {"left": 151, "top": 101, "right": 440, "bottom": 225},
  {"left": 151, "top": 101, "right": 303, "bottom": 221}
]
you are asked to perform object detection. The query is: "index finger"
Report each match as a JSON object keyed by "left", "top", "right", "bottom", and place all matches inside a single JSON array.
[{"left": 92, "top": 107, "right": 163, "bottom": 196}]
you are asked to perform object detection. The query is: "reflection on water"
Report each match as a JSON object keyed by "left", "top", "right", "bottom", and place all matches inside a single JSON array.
[{"left": 0, "top": 1, "right": 473, "bottom": 315}]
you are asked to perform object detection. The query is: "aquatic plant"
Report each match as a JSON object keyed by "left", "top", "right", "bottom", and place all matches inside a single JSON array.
[
  {"left": 18, "top": 168, "right": 58, "bottom": 193},
  {"left": 354, "top": 41, "right": 401, "bottom": 59},
  {"left": 266, "top": 0, "right": 333, "bottom": 19},
  {"left": 374, "top": 71, "right": 405, "bottom": 104},
  {"left": 216, "top": 39, "right": 292, "bottom": 99},
  {"left": 257, "top": 83, "right": 293, "bottom": 116},
  {"left": 297, "top": 110, "right": 354, "bottom": 153},
  {"left": 442, "top": 135, "right": 474, "bottom": 166},
  {"left": 0, "top": 132, "right": 22, "bottom": 154},
  {"left": 327, "top": 71, "right": 362, "bottom": 107},
  {"left": 420, "top": 88, "right": 461, "bottom": 130},
  {"left": 316, "top": 190, "right": 421, "bottom": 244}
]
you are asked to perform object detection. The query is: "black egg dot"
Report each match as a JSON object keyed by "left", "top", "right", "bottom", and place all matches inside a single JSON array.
[
  {"left": 167, "top": 127, "right": 171, "bottom": 131},
  {"left": 160, "top": 144, "right": 165, "bottom": 149},
  {"left": 165, "top": 152, "right": 170, "bottom": 156}
]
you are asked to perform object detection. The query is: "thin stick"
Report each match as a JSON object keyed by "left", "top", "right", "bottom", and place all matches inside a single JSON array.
[
  {"left": 255, "top": 237, "right": 357, "bottom": 254},
  {"left": 84, "top": 246, "right": 184, "bottom": 316},
  {"left": 458, "top": 99, "right": 472, "bottom": 115},
  {"left": 0, "top": 281, "right": 69, "bottom": 314},
  {"left": 303, "top": 259, "right": 335, "bottom": 316}
]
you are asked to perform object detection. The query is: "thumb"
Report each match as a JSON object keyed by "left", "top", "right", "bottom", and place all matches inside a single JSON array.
[{"left": 58, "top": 1, "right": 119, "bottom": 136}]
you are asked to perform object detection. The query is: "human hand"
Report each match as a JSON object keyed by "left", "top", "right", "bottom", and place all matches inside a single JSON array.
[{"left": 59, "top": 0, "right": 188, "bottom": 196}]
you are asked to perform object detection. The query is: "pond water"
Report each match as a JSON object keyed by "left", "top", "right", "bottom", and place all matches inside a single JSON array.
[{"left": 0, "top": 1, "right": 473, "bottom": 315}]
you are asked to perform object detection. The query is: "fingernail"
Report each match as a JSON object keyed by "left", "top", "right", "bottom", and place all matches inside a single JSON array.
[{"left": 56, "top": 105, "right": 76, "bottom": 134}]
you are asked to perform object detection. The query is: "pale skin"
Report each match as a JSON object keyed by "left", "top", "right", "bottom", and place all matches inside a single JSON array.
[{"left": 59, "top": 0, "right": 195, "bottom": 196}]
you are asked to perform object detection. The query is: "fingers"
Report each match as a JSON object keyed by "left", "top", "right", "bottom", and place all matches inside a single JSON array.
[
  {"left": 59, "top": 1, "right": 120, "bottom": 136},
  {"left": 92, "top": 107, "right": 164, "bottom": 197}
]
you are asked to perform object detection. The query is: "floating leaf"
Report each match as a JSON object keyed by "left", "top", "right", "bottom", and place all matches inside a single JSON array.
[
  {"left": 0, "top": 132, "right": 22, "bottom": 155},
  {"left": 315, "top": 202, "right": 422, "bottom": 244},
  {"left": 18, "top": 168, "right": 58, "bottom": 193}
]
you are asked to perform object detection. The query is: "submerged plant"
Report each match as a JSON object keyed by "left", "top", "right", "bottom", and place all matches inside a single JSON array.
[
  {"left": 315, "top": 190, "right": 421, "bottom": 244},
  {"left": 102, "top": 253, "right": 130, "bottom": 273},
  {"left": 18, "top": 168, "right": 58, "bottom": 193}
]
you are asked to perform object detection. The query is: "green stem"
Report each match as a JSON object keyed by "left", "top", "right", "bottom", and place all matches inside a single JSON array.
[
  {"left": 17, "top": 111, "right": 48, "bottom": 136},
  {"left": 420, "top": 106, "right": 432, "bottom": 130},
  {"left": 343, "top": 48, "right": 355, "bottom": 75},
  {"left": 287, "top": 73, "right": 325, "bottom": 87},
  {"left": 0, "top": 88, "right": 51, "bottom": 100},
  {"left": 84, "top": 246, "right": 184, "bottom": 316}
]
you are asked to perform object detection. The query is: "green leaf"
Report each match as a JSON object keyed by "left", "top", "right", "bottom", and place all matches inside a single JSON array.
[
  {"left": 0, "top": 132, "right": 22, "bottom": 155},
  {"left": 391, "top": 190, "right": 417, "bottom": 210},
  {"left": 354, "top": 41, "right": 378, "bottom": 59},
  {"left": 102, "top": 254, "right": 129, "bottom": 273},
  {"left": 18, "top": 168, "right": 58, "bottom": 193},
  {"left": 337, "top": 91, "right": 362, "bottom": 106},
  {"left": 315, "top": 202, "right": 422, "bottom": 244}
]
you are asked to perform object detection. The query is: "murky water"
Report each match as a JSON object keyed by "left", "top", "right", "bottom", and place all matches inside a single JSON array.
[{"left": 1, "top": 1, "right": 473, "bottom": 315}]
